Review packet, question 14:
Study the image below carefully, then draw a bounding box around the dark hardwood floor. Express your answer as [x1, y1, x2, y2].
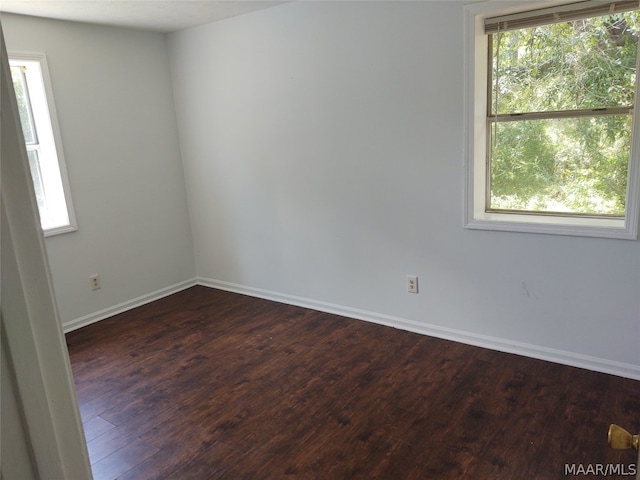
[65, 286, 640, 479]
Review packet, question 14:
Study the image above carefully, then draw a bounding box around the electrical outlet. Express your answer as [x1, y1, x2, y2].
[407, 275, 418, 294]
[89, 274, 101, 291]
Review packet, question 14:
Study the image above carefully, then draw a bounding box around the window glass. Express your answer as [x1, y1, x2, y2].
[488, 10, 639, 217]
[491, 13, 639, 114]
[490, 115, 631, 215]
[10, 65, 37, 144]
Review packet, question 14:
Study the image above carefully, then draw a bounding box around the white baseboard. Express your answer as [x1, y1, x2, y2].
[197, 277, 640, 381]
[63, 276, 639, 380]
[62, 278, 198, 333]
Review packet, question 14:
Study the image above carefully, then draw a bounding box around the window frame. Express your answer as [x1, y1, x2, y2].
[464, 0, 640, 240]
[9, 52, 77, 237]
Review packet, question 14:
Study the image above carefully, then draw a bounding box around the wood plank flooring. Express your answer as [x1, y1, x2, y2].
[65, 286, 640, 479]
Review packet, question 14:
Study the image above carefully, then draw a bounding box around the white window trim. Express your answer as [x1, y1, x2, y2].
[463, 1, 640, 240]
[9, 51, 77, 237]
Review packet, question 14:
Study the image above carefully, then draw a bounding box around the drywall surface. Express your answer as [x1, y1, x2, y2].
[2, 13, 196, 325]
[168, 1, 640, 373]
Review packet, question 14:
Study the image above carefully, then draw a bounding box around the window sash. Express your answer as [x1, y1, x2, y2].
[488, 106, 633, 122]
[486, 26, 637, 117]
[11, 65, 39, 145]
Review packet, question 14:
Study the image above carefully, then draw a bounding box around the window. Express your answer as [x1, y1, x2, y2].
[9, 53, 77, 236]
[465, 1, 640, 239]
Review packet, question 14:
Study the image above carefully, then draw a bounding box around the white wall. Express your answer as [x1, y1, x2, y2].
[2, 14, 196, 327]
[168, 1, 640, 377]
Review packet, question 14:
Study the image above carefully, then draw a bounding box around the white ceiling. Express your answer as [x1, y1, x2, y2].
[0, 1, 290, 33]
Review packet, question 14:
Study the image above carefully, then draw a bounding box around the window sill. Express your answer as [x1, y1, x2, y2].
[465, 211, 636, 240]
[43, 224, 78, 237]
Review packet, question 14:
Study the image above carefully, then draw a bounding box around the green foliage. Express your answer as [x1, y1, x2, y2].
[489, 11, 639, 216]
